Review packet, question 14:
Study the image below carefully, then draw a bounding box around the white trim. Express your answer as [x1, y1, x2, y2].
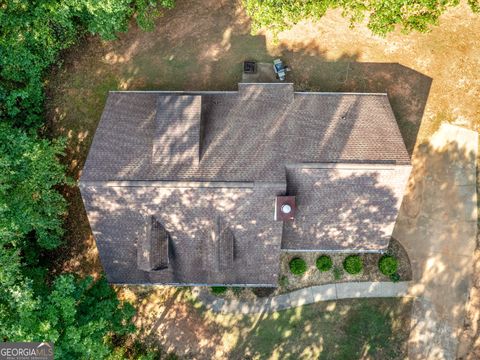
[280, 248, 386, 254]
[285, 162, 412, 170]
[108, 89, 388, 97]
[109, 88, 388, 97]
[295, 91, 388, 96]
[240, 82, 294, 85]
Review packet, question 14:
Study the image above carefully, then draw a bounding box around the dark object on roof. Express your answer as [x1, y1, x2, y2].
[137, 216, 169, 271]
[243, 61, 256, 74]
[275, 196, 296, 221]
[80, 83, 411, 287]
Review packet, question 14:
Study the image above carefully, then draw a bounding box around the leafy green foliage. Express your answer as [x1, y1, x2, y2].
[0, 0, 174, 127]
[390, 273, 401, 282]
[243, 0, 478, 37]
[134, 0, 175, 31]
[316, 255, 333, 272]
[0, 123, 68, 249]
[469, 0, 480, 12]
[379, 255, 398, 276]
[108, 340, 178, 360]
[333, 266, 343, 280]
[1, 273, 136, 359]
[0, 125, 136, 358]
[289, 257, 307, 276]
[343, 255, 363, 275]
[211, 286, 227, 295]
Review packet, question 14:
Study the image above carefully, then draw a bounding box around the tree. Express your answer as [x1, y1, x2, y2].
[243, 0, 480, 37]
[0, 122, 68, 249]
[0, 271, 136, 358]
[0, 0, 174, 127]
[0, 123, 137, 359]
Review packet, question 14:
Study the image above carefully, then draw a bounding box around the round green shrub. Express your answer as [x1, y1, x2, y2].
[211, 286, 227, 295]
[390, 273, 401, 282]
[379, 255, 398, 276]
[289, 257, 307, 276]
[316, 255, 333, 272]
[343, 255, 363, 275]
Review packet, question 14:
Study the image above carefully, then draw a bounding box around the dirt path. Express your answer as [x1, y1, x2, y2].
[393, 124, 478, 359]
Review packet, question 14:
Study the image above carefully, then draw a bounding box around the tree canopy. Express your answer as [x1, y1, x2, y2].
[0, 124, 137, 358]
[243, 0, 480, 36]
[0, 0, 174, 127]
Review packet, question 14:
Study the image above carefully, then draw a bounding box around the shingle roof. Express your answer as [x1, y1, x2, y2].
[153, 95, 201, 167]
[82, 84, 410, 182]
[282, 164, 412, 251]
[80, 181, 285, 285]
[80, 83, 411, 286]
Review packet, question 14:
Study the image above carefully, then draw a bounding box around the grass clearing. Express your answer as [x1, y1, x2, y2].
[133, 289, 412, 359]
[229, 298, 411, 360]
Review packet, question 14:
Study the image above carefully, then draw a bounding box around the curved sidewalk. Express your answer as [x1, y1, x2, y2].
[192, 281, 411, 315]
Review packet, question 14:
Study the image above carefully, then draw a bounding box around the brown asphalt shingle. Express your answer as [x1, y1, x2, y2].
[82, 85, 410, 182]
[80, 181, 285, 285]
[282, 164, 412, 251]
[80, 83, 411, 286]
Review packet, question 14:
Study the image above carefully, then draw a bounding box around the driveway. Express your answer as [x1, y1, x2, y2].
[393, 123, 478, 359]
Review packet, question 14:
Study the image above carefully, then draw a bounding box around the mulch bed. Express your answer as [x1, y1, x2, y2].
[212, 238, 412, 300]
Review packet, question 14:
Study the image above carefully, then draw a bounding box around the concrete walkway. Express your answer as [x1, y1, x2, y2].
[393, 123, 478, 360]
[192, 281, 411, 314]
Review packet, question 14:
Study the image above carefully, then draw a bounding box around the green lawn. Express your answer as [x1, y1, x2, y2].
[227, 298, 412, 360]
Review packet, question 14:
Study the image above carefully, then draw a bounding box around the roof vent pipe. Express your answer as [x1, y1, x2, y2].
[275, 196, 296, 221]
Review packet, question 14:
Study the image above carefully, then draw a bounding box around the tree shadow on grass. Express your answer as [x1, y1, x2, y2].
[229, 298, 412, 360]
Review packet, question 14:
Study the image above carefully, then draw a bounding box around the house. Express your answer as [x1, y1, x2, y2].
[80, 83, 411, 286]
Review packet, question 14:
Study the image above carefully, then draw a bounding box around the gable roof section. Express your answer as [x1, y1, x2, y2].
[82, 92, 157, 181]
[81, 85, 410, 183]
[153, 95, 201, 167]
[80, 181, 285, 285]
[282, 163, 411, 251]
